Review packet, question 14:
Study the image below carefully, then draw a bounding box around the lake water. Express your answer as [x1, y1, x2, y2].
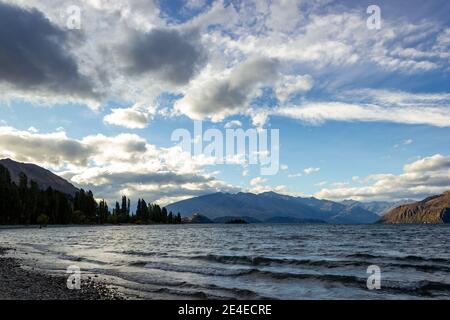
[1, 224, 449, 299]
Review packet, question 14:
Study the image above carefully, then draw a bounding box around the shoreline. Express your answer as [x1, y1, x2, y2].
[0, 247, 122, 300]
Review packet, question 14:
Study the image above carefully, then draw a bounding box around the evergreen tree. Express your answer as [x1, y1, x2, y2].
[161, 207, 168, 223]
[0, 164, 187, 227]
[120, 195, 128, 223]
[141, 199, 149, 224]
[136, 199, 142, 222]
[98, 199, 109, 224]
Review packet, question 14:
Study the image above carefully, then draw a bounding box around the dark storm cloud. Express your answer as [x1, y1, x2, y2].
[126, 28, 206, 85]
[0, 2, 97, 98]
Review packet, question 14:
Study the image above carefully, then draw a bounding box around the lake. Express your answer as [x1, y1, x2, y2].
[0, 224, 449, 299]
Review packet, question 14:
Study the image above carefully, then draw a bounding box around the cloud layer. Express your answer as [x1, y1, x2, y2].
[1, 1, 448, 128]
[0, 0, 449, 204]
[315, 154, 450, 201]
[0, 125, 237, 205]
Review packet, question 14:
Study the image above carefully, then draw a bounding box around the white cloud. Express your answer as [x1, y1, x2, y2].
[185, 0, 208, 10]
[275, 102, 450, 127]
[332, 182, 349, 188]
[275, 74, 314, 102]
[265, 0, 302, 33]
[104, 103, 156, 129]
[250, 176, 267, 186]
[342, 89, 450, 107]
[403, 154, 450, 173]
[315, 180, 327, 187]
[315, 154, 450, 201]
[303, 167, 320, 175]
[288, 173, 302, 178]
[224, 120, 242, 128]
[0, 126, 92, 168]
[404, 139, 413, 145]
[248, 184, 289, 194]
[174, 56, 280, 121]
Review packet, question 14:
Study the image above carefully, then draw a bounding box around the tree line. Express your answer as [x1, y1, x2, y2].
[0, 164, 182, 225]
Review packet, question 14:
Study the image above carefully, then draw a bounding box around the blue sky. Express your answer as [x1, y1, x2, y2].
[0, 0, 449, 205]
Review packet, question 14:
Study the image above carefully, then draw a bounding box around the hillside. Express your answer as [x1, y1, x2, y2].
[381, 191, 450, 224]
[0, 158, 78, 195]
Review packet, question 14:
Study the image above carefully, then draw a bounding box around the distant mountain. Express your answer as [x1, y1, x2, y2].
[341, 199, 415, 215]
[293, 196, 379, 224]
[381, 191, 450, 224]
[166, 192, 380, 224]
[0, 158, 78, 195]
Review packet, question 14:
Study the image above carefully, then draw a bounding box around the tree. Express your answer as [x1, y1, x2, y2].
[136, 199, 141, 220]
[73, 189, 98, 224]
[161, 207, 168, 223]
[141, 199, 149, 224]
[151, 204, 162, 223]
[0, 164, 186, 227]
[98, 200, 109, 224]
[37, 214, 49, 227]
[120, 195, 129, 223]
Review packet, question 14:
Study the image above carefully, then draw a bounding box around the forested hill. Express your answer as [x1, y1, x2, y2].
[0, 158, 78, 195]
[0, 163, 180, 225]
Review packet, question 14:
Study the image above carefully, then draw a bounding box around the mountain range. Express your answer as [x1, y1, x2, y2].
[166, 191, 381, 224]
[340, 199, 415, 215]
[3, 158, 448, 225]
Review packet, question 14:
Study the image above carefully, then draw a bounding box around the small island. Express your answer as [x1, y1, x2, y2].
[225, 218, 248, 224]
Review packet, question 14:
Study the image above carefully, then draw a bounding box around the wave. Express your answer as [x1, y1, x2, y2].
[142, 262, 255, 276]
[246, 269, 365, 284]
[112, 250, 164, 257]
[401, 255, 449, 264]
[137, 259, 449, 296]
[345, 253, 378, 259]
[60, 254, 108, 265]
[87, 267, 269, 299]
[189, 254, 450, 274]
[245, 270, 450, 297]
[192, 254, 373, 268]
[346, 253, 450, 264]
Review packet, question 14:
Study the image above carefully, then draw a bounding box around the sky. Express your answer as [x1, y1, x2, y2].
[0, 0, 449, 205]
